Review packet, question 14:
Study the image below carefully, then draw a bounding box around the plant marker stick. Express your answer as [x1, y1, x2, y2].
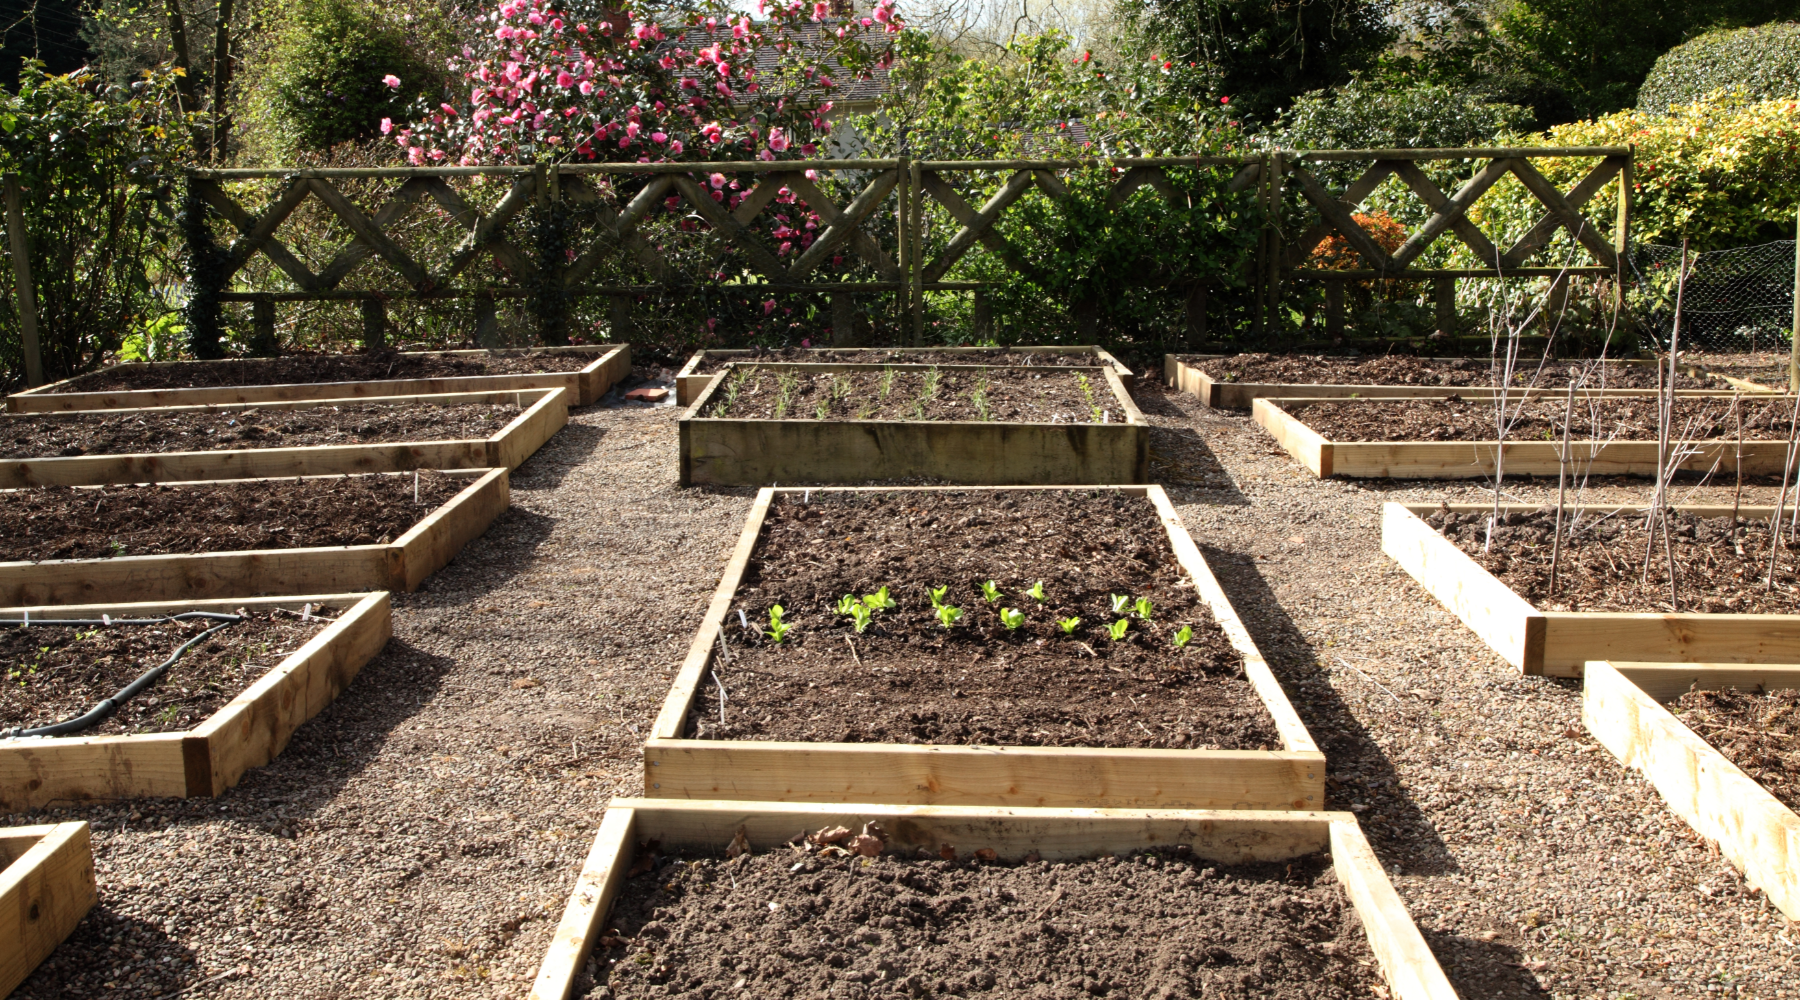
[414, 470, 420, 504]
[1769, 392, 1800, 590]
[1733, 393, 1744, 525]
[710, 670, 727, 724]
[1550, 380, 1575, 596]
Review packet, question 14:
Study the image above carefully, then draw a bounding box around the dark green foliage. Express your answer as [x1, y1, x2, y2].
[1639, 22, 1800, 111]
[262, 0, 442, 153]
[1269, 80, 1532, 151]
[180, 180, 225, 360]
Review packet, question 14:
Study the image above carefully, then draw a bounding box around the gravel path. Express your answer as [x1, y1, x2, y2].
[11, 368, 1798, 999]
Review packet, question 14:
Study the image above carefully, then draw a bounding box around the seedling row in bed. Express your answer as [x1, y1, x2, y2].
[676, 345, 1133, 404]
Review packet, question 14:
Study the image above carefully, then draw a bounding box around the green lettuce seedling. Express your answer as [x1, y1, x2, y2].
[835, 594, 860, 616]
[1134, 597, 1153, 620]
[863, 586, 896, 611]
[999, 608, 1025, 630]
[1057, 617, 1081, 634]
[1026, 581, 1046, 601]
[1173, 625, 1193, 648]
[980, 580, 1003, 603]
[936, 605, 963, 628]
[850, 604, 873, 633]
[1109, 594, 1130, 615]
[1107, 619, 1129, 640]
[766, 606, 791, 643]
[929, 585, 950, 608]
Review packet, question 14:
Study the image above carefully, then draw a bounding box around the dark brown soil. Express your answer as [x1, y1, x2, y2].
[583, 845, 1379, 1000]
[1429, 507, 1800, 613]
[701, 491, 1280, 750]
[0, 472, 464, 562]
[0, 402, 520, 458]
[703, 368, 1116, 423]
[691, 347, 1111, 374]
[1672, 687, 1800, 812]
[52, 350, 595, 393]
[1283, 395, 1799, 442]
[0, 611, 328, 735]
[1188, 353, 1713, 390]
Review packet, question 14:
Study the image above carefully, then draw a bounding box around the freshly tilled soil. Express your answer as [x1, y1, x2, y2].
[1673, 687, 1800, 812]
[1284, 395, 1799, 442]
[689, 347, 1112, 374]
[1187, 353, 1714, 390]
[0, 403, 521, 458]
[53, 351, 596, 393]
[703, 367, 1114, 422]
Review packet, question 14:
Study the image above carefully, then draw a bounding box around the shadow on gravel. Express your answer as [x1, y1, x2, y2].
[1131, 382, 1251, 505]
[1199, 544, 1456, 878]
[420, 506, 557, 598]
[1423, 930, 1554, 999]
[513, 422, 609, 492]
[12, 905, 204, 999]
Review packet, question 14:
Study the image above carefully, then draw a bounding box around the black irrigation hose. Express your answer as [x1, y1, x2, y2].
[0, 612, 245, 740]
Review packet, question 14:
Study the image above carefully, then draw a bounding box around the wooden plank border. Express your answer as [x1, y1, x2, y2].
[0, 388, 567, 488]
[1383, 501, 1800, 676]
[1168, 354, 1749, 409]
[8, 344, 628, 412]
[644, 485, 1323, 809]
[0, 594, 390, 812]
[0, 468, 507, 606]
[1584, 660, 1800, 920]
[679, 366, 1148, 486]
[679, 346, 1134, 406]
[528, 801, 1456, 1000]
[1257, 397, 1786, 480]
[0, 821, 95, 996]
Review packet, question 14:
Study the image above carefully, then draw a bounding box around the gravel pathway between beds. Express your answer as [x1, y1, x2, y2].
[11, 368, 1799, 999]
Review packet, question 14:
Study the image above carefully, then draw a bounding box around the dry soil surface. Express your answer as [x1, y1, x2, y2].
[12, 366, 1799, 999]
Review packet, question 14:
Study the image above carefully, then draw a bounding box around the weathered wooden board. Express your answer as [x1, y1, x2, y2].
[0, 594, 390, 813]
[8, 344, 628, 412]
[680, 367, 1148, 486]
[645, 485, 1323, 809]
[0, 388, 567, 488]
[1168, 354, 1744, 409]
[0, 467, 507, 606]
[679, 345, 1134, 405]
[1585, 661, 1800, 920]
[1384, 501, 1800, 675]
[1258, 397, 1785, 479]
[527, 801, 1456, 1000]
[0, 821, 95, 997]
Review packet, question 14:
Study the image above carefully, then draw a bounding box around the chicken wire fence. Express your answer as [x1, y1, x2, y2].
[1629, 240, 1796, 353]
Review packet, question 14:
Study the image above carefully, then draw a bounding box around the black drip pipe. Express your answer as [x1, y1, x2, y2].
[0, 612, 244, 739]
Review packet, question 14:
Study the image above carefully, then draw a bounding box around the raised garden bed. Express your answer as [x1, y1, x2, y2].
[0, 387, 565, 488]
[8, 344, 628, 412]
[1584, 660, 1800, 920]
[1169, 353, 1731, 409]
[0, 468, 506, 606]
[1384, 501, 1800, 675]
[676, 345, 1133, 405]
[1257, 395, 1783, 479]
[681, 366, 1148, 486]
[0, 593, 389, 813]
[0, 821, 94, 997]
[644, 486, 1322, 809]
[527, 800, 1456, 1000]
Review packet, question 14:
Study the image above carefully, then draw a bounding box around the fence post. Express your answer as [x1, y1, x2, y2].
[909, 158, 924, 345]
[1434, 277, 1456, 338]
[1186, 283, 1207, 349]
[894, 153, 909, 345]
[1324, 279, 1344, 340]
[250, 297, 276, 356]
[831, 292, 857, 346]
[475, 296, 499, 347]
[972, 288, 991, 341]
[2, 173, 43, 387]
[361, 297, 388, 350]
[1266, 152, 1285, 335]
[1617, 146, 1635, 353]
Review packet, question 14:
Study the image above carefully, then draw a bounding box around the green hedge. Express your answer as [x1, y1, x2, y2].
[1639, 22, 1800, 113]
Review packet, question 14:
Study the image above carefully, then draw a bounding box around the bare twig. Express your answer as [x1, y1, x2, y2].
[1550, 380, 1576, 596]
[1733, 392, 1745, 525]
[844, 635, 861, 667]
[1769, 393, 1800, 590]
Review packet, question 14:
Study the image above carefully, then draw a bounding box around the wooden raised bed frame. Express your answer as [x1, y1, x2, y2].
[1384, 501, 1800, 676]
[8, 344, 629, 413]
[677, 345, 1134, 406]
[680, 366, 1149, 486]
[1, 821, 95, 997]
[645, 485, 1323, 810]
[0, 467, 507, 606]
[1167, 353, 1742, 409]
[1584, 660, 1800, 921]
[0, 387, 566, 488]
[1257, 396, 1780, 479]
[0, 593, 390, 813]
[528, 800, 1457, 1000]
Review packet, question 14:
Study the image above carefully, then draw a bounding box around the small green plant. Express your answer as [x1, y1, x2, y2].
[815, 399, 830, 420]
[765, 605, 791, 643]
[929, 585, 950, 608]
[1107, 619, 1129, 640]
[773, 369, 799, 420]
[970, 375, 991, 421]
[1076, 373, 1104, 422]
[849, 603, 873, 633]
[835, 594, 860, 616]
[1173, 625, 1193, 648]
[1026, 581, 1046, 601]
[980, 580, 1003, 603]
[856, 404, 873, 419]
[716, 365, 754, 416]
[831, 374, 853, 403]
[999, 607, 1025, 630]
[157, 704, 182, 725]
[863, 586, 896, 610]
[1109, 594, 1130, 614]
[109, 539, 127, 557]
[1057, 616, 1082, 634]
[1133, 598, 1153, 620]
[879, 368, 897, 398]
[936, 605, 963, 628]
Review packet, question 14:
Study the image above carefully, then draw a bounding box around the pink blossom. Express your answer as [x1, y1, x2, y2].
[805, 168, 819, 180]
[733, 18, 749, 38]
[801, 338, 812, 347]
[779, 241, 793, 255]
[549, 17, 563, 31]
[428, 148, 447, 160]
[383, 74, 402, 89]
[812, 1, 827, 19]
[579, 80, 595, 95]
[669, 139, 684, 154]
[767, 127, 790, 152]
[576, 22, 588, 33]
[527, 10, 544, 23]
[873, 3, 892, 22]
[495, 25, 513, 39]
[714, 82, 733, 97]
[651, 131, 668, 143]
[710, 172, 727, 189]
[599, 21, 612, 34]
[440, 103, 459, 116]
[380, 118, 394, 134]
[407, 146, 426, 165]
[556, 70, 575, 88]
[763, 299, 777, 315]
[758, 148, 774, 160]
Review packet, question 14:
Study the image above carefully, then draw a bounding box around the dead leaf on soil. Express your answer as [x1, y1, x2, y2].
[627, 841, 661, 877]
[852, 821, 887, 857]
[939, 842, 957, 861]
[811, 825, 852, 846]
[974, 848, 997, 862]
[726, 825, 751, 859]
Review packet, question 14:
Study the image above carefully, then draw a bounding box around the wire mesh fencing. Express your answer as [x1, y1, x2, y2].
[1629, 240, 1796, 353]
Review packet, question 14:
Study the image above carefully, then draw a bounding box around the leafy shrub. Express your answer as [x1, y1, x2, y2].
[1638, 22, 1800, 113]
[1268, 80, 1532, 151]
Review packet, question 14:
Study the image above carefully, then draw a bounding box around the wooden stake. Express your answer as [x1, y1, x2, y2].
[1733, 393, 1744, 525]
[1550, 380, 1575, 596]
[1791, 203, 1799, 392]
[3, 174, 43, 388]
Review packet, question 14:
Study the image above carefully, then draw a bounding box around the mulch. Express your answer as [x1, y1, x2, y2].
[1283, 395, 1799, 442]
[1673, 687, 1800, 813]
[52, 351, 596, 393]
[1187, 353, 1716, 390]
[689, 347, 1110, 374]
[0, 403, 520, 458]
[703, 368, 1115, 423]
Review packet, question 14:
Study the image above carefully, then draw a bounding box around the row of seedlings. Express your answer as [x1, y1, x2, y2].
[531, 485, 1460, 1000]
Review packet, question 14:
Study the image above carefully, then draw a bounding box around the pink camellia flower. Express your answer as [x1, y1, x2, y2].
[579, 80, 595, 95]
[763, 299, 777, 315]
[550, 17, 563, 31]
[714, 82, 733, 97]
[380, 117, 394, 134]
[767, 127, 789, 152]
[757, 148, 775, 161]
[1220, 95, 1230, 104]
[557, 70, 575, 87]
[383, 74, 402, 89]
[495, 24, 513, 39]
[527, 10, 544, 23]
[651, 131, 668, 143]
[598, 20, 612, 34]
[873, 2, 892, 22]
[428, 148, 447, 159]
[778, 241, 793, 255]
[625, 120, 641, 137]
[861, 16, 871, 25]
[669, 139, 684, 154]
[812, 1, 827, 19]
[619, 136, 633, 148]
[407, 146, 426, 165]
[710, 172, 727, 189]
[805, 168, 819, 180]
[576, 22, 588, 33]
[679, 77, 697, 89]
[440, 103, 458, 116]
